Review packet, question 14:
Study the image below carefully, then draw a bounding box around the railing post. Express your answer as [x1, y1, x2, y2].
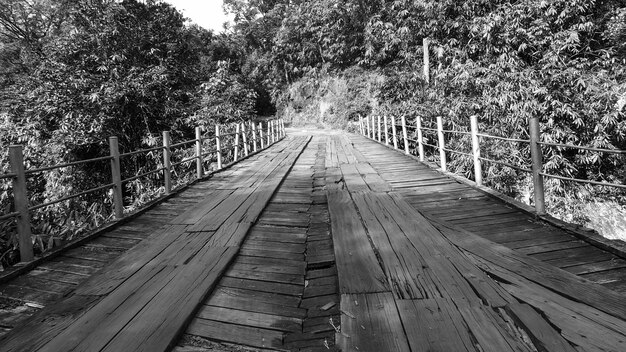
[377, 115, 382, 142]
[470, 116, 483, 186]
[162, 131, 172, 194]
[366, 115, 371, 138]
[529, 116, 546, 215]
[109, 137, 124, 219]
[215, 125, 222, 170]
[9, 146, 34, 262]
[359, 116, 364, 135]
[195, 126, 203, 179]
[416, 116, 425, 162]
[267, 121, 271, 146]
[281, 118, 286, 137]
[234, 123, 240, 161]
[252, 121, 258, 152]
[242, 122, 249, 156]
[358, 116, 363, 135]
[401, 115, 409, 154]
[423, 38, 430, 85]
[372, 116, 376, 139]
[391, 115, 398, 149]
[259, 122, 265, 149]
[383, 115, 390, 145]
[436, 116, 447, 171]
[271, 120, 276, 143]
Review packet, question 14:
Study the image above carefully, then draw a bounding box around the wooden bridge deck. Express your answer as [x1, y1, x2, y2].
[0, 130, 625, 352]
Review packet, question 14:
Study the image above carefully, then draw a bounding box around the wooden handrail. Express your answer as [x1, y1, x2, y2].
[360, 113, 624, 216]
[0, 118, 284, 264]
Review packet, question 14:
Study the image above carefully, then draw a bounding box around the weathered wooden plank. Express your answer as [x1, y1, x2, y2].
[206, 287, 306, 317]
[397, 298, 475, 352]
[326, 190, 388, 294]
[219, 277, 303, 296]
[427, 216, 626, 321]
[186, 318, 284, 350]
[225, 268, 304, 285]
[500, 281, 626, 352]
[234, 256, 306, 275]
[505, 302, 578, 352]
[337, 293, 410, 352]
[350, 193, 438, 299]
[169, 189, 234, 225]
[242, 240, 305, 254]
[197, 305, 301, 333]
[238, 247, 304, 261]
[0, 294, 101, 352]
[563, 259, 626, 276]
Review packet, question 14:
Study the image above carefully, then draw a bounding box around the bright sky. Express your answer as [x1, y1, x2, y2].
[165, 0, 233, 33]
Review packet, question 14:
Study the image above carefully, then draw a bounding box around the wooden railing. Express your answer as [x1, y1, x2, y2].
[359, 115, 625, 215]
[0, 118, 285, 263]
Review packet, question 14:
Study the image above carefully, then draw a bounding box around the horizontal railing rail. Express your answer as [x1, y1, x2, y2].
[359, 114, 625, 216]
[1, 118, 285, 264]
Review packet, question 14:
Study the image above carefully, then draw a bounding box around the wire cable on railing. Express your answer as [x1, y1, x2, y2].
[170, 139, 198, 149]
[421, 142, 439, 149]
[477, 133, 529, 144]
[539, 173, 626, 190]
[170, 156, 199, 168]
[25, 156, 113, 175]
[122, 167, 166, 184]
[478, 156, 532, 173]
[443, 130, 472, 136]
[0, 211, 19, 221]
[120, 145, 165, 158]
[442, 148, 473, 158]
[28, 182, 115, 211]
[538, 142, 626, 154]
[0, 172, 17, 180]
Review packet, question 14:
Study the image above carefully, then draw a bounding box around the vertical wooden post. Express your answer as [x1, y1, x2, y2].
[371, 116, 376, 139]
[391, 115, 398, 149]
[383, 115, 390, 145]
[377, 115, 382, 142]
[259, 122, 265, 149]
[529, 116, 546, 215]
[195, 126, 203, 179]
[215, 125, 222, 170]
[423, 38, 430, 84]
[366, 115, 371, 138]
[162, 132, 172, 193]
[242, 122, 249, 156]
[470, 116, 482, 186]
[359, 116, 363, 135]
[266, 121, 271, 146]
[401, 115, 409, 155]
[9, 146, 34, 262]
[416, 116, 425, 162]
[234, 123, 240, 161]
[252, 121, 258, 152]
[281, 118, 286, 137]
[271, 120, 276, 143]
[109, 137, 124, 219]
[436, 116, 447, 171]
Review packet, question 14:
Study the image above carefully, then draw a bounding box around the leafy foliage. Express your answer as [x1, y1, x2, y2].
[0, 0, 265, 267]
[225, 0, 625, 235]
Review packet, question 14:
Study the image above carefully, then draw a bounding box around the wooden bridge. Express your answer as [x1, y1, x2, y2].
[1, 129, 625, 351]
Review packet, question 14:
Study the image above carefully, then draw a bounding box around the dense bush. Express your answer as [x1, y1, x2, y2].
[229, 0, 625, 238]
[0, 0, 266, 267]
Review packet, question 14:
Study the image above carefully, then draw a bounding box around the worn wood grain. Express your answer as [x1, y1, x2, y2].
[327, 190, 388, 294]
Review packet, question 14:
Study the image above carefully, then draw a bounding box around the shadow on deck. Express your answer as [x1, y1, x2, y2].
[0, 130, 624, 352]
